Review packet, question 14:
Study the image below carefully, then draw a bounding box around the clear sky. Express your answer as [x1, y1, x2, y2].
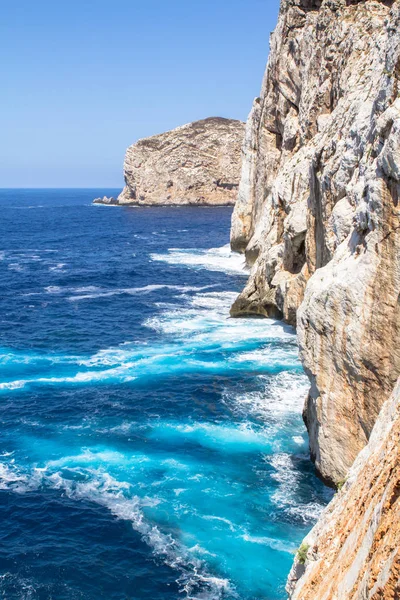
[1, 0, 280, 188]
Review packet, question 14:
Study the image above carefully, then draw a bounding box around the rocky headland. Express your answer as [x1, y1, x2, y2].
[95, 117, 245, 207]
[230, 0, 400, 596]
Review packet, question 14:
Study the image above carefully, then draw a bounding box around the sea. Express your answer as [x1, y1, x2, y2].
[0, 189, 332, 600]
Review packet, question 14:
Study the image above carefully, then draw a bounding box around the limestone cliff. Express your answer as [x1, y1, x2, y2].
[111, 117, 244, 206]
[287, 378, 400, 600]
[231, 0, 400, 488]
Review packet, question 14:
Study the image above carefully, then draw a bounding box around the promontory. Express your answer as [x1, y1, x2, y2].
[94, 117, 245, 206]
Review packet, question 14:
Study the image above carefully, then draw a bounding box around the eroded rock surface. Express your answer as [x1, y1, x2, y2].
[287, 378, 400, 600]
[231, 0, 400, 487]
[116, 117, 245, 206]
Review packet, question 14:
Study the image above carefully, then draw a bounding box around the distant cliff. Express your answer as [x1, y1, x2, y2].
[95, 118, 244, 207]
[230, 0, 400, 596]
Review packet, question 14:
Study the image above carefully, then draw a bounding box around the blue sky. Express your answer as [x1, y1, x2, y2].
[1, 0, 280, 188]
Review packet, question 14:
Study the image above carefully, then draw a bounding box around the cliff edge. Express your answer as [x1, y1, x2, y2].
[231, 0, 400, 488]
[99, 117, 245, 207]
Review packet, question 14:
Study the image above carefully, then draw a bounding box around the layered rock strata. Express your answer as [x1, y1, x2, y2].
[231, 0, 400, 488]
[287, 378, 400, 600]
[110, 117, 244, 206]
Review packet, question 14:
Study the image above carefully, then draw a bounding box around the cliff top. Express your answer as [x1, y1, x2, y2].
[135, 117, 244, 148]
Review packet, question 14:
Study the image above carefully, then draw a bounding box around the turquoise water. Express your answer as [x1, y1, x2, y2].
[0, 190, 331, 599]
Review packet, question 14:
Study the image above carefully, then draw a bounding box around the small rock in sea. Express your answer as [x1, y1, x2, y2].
[93, 196, 119, 205]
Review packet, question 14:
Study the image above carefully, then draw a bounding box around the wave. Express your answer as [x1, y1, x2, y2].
[202, 515, 236, 531]
[0, 351, 296, 393]
[267, 453, 327, 524]
[0, 380, 27, 391]
[0, 416, 321, 595]
[0, 463, 28, 491]
[0, 365, 137, 392]
[8, 263, 25, 272]
[2, 205, 46, 209]
[40, 284, 214, 302]
[68, 284, 214, 302]
[145, 291, 294, 345]
[0, 456, 236, 599]
[48, 263, 67, 272]
[149, 421, 275, 454]
[241, 533, 297, 554]
[0, 291, 300, 392]
[45, 285, 99, 295]
[150, 244, 248, 275]
[225, 371, 310, 421]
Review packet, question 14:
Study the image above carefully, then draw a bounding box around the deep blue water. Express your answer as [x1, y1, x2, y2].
[0, 189, 331, 600]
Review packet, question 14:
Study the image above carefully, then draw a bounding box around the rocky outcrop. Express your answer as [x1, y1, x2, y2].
[93, 196, 118, 205]
[230, 0, 400, 487]
[115, 117, 244, 206]
[287, 378, 400, 600]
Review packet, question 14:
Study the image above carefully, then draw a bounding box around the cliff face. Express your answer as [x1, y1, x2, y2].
[287, 378, 400, 600]
[116, 117, 245, 206]
[231, 0, 400, 486]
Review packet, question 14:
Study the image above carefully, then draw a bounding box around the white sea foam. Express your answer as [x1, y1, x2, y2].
[292, 436, 304, 445]
[40, 366, 137, 386]
[44, 285, 64, 294]
[202, 515, 236, 531]
[230, 347, 299, 368]
[145, 291, 293, 351]
[45, 285, 99, 295]
[68, 284, 212, 302]
[225, 371, 309, 420]
[241, 533, 296, 554]
[150, 421, 274, 455]
[0, 365, 137, 392]
[41, 283, 211, 301]
[188, 544, 217, 558]
[151, 244, 247, 275]
[0, 380, 26, 390]
[1, 287, 300, 391]
[189, 291, 238, 310]
[23, 462, 236, 599]
[9, 205, 45, 209]
[8, 263, 24, 272]
[268, 453, 326, 524]
[0, 463, 28, 491]
[270, 453, 302, 513]
[287, 502, 326, 522]
[49, 263, 67, 272]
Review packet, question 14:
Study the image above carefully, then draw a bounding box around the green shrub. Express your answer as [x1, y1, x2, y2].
[297, 543, 309, 565]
